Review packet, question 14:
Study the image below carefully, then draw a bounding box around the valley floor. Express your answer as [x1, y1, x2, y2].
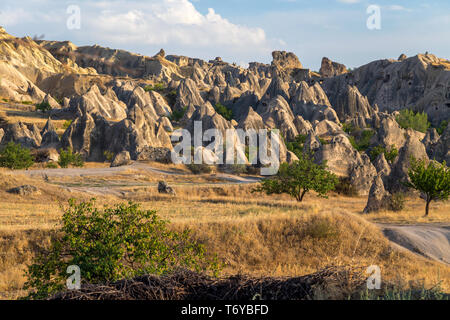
[0, 162, 449, 299]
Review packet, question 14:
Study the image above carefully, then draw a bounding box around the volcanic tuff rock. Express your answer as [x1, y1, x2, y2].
[320, 57, 348, 78]
[363, 174, 390, 213]
[0, 27, 448, 196]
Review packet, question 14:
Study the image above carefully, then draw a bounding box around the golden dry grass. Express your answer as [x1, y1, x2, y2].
[0, 165, 448, 299]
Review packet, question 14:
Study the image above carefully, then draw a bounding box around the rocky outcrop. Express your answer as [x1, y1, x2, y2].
[320, 57, 347, 78]
[158, 181, 176, 195]
[388, 133, 429, 193]
[110, 151, 131, 167]
[314, 134, 376, 195]
[363, 175, 390, 213]
[432, 123, 450, 163]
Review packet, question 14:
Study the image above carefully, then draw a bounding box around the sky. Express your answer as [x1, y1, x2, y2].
[0, 0, 449, 70]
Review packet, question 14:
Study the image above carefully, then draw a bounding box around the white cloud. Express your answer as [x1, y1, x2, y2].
[384, 5, 412, 12]
[86, 0, 268, 49]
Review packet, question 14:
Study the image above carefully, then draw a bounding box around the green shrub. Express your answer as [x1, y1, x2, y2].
[103, 150, 114, 162]
[24, 199, 221, 299]
[395, 109, 430, 133]
[35, 101, 52, 112]
[388, 192, 406, 211]
[370, 145, 398, 164]
[144, 83, 166, 92]
[384, 145, 399, 164]
[286, 134, 307, 158]
[58, 147, 84, 168]
[436, 120, 448, 135]
[349, 130, 374, 152]
[214, 102, 233, 121]
[45, 162, 59, 169]
[342, 122, 356, 134]
[22, 101, 33, 105]
[0, 141, 34, 169]
[169, 107, 187, 122]
[186, 163, 213, 174]
[334, 177, 359, 197]
[62, 120, 72, 130]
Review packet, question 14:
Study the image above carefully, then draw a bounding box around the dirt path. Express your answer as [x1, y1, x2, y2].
[379, 224, 450, 265]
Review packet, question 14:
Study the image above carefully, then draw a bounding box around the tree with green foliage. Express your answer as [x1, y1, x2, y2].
[144, 83, 166, 92]
[405, 158, 450, 216]
[58, 147, 84, 168]
[286, 134, 307, 158]
[169, 107, 187, 122]
[0, 141, 34, 169]
[436, 120, 448, 135]
[253, 154, 338, 202]
[395, 109, 430, 133]
[24, 199, 222, 299]
[35, 101, 52, 112]
[349, 130, 374, 152]
[214, 102, 233, 121]
[370, 145, 399, 164]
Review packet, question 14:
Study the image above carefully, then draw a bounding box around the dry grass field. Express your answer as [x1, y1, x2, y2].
[0, 164, 449, 299]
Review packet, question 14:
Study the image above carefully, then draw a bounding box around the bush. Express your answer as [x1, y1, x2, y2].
[304, 217, 339, 239]
[103, 150, 114, 162]
[370, 145, 398, 164]
[214, 103, 233, 121]
[58, 147, 84, 168]
[253, 153, 339, 202]
[388, 192, 406, 211]
[35, 101, 52, 112]
[334, 177, 359, 197]
[186, 163, 213, 174]
[436, 120, 448, 135]
[144, 83, 166, 92]
[62, 120, 72, 130]
[286, 134, 307, 158]
[0, 141, 34, 169]
[395, 109, 430, 133]
[24, 199, 221, 299]
[169, 107, 187, 122]
[342, 122, 356, 134]
[349, 130, 374, 152]
[45, 162, 59, 169]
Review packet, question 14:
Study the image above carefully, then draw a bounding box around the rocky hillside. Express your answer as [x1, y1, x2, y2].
[0, 27, 449, 205]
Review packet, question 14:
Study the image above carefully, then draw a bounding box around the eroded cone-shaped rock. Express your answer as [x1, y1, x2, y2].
[349, 153, 377, 196]
[375, 116, 406, 150]
[373, 153, 391, 186]
[175, 78, 204, 110]
[422, 128, 440, 157]
[110, 151, 131, 167]
[294, 116, 313, 136]
[314, 120, 344, 137]
[388, 132, 429, 193]
[363, 175, 390, 213]
[258, 95, 298, 141]
[6, 122, 41, 148]
[238, 106, 265, 131]
[0, 128, 4, 144]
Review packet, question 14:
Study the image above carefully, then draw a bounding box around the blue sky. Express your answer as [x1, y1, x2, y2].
[0, 0, 449, 70]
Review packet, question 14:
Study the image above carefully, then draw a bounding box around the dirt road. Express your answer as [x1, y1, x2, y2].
[380, 224, 450, 265]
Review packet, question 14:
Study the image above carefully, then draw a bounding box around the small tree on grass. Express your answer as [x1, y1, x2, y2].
[25, 199, 222, 299]
[405, 158, 450, 216]
[58, 147, 84, 168]
[0, 141, 34, 169]
[253, 154, 338, 202]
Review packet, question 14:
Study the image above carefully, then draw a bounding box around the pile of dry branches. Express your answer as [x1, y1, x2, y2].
[51, 265, 367, 300]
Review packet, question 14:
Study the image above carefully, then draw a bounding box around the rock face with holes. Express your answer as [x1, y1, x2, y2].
[0, 26, 448, 199]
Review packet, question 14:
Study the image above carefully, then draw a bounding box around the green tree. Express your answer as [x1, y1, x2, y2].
[0, 141, 34, 169]
[253, 154, 338, 202]
[58, 147, 84, 168]
[395, 109, 430, 133]
[214, 102, 233, 121]
[405, 158, 450, 216]
[24, 199, 221, 299]
[35, 101, 52, 112]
